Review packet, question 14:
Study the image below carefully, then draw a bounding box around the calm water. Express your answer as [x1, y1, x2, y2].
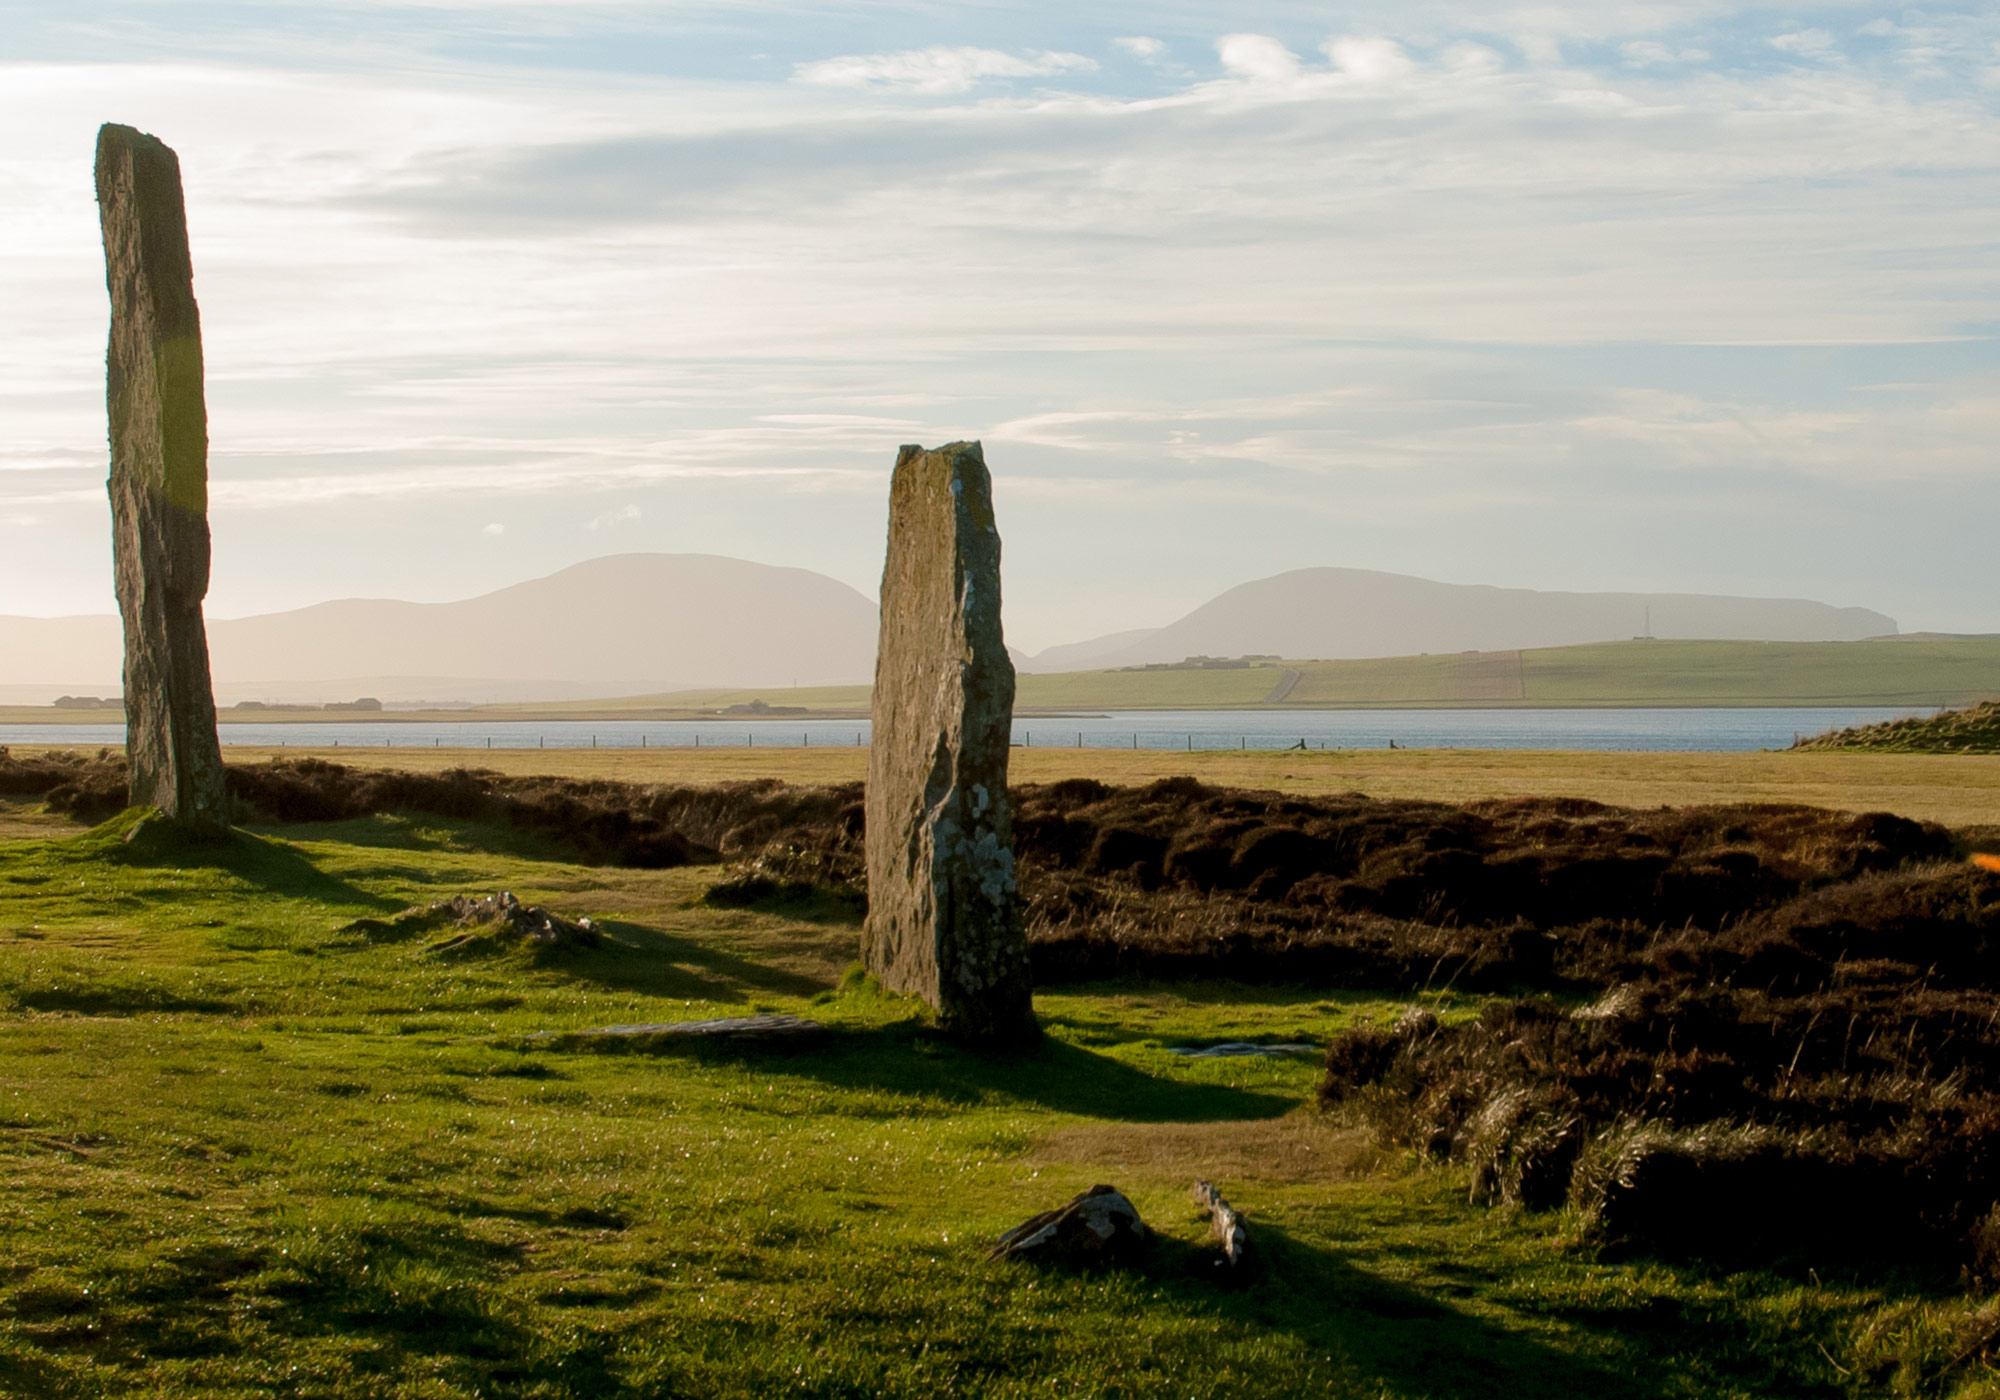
[0, 707, 1933, 753]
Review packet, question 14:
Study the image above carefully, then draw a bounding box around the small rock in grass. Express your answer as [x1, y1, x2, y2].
[573, 1014, 825, 1042]
[1192, 1180, 1250, 1269]
[339, 891, 601, 951]
[991, 1184, 1147, 1264]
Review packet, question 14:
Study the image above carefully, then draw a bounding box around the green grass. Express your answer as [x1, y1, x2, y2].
[1018, 666, 1286, 710]
[1797, 700, 2000, 754]
[1279, 636, 2000, 709]
[590, 636, 2000, 713]
[2, 806, 1995, 1397]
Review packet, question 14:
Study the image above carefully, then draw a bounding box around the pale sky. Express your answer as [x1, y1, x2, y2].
[4, 1, 1998, 653]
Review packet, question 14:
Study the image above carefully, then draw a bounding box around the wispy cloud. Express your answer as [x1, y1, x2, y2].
[583, 502, 641, 530]
[1215, 33, 1301, 83]
[793, 45, 1096, 94]
[1771, 28, 1839, 59]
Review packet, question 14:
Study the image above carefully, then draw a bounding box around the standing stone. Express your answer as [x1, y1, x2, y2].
[864, 441, 1036, 1045]
[95, 124, 228, 835]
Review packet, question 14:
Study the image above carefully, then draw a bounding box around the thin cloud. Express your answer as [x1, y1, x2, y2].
[1771, 28, 1839, 58]
[1323, 36, 1413, 83]
[583, 502, 641, 530]
[793, 45, 1096, 94]
[1215, 33, 1301, 83]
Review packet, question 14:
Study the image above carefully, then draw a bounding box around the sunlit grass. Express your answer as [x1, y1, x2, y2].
[1, 804, 1993, 1397]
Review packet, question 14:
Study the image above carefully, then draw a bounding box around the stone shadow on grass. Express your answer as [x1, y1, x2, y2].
[597, 1023, 1298, 1123]
[249, 1218, 625, 1394]
[1112, 1222, 1674, 1400]
[50, 810, 401, 913]
[538, 917, 828, 1002]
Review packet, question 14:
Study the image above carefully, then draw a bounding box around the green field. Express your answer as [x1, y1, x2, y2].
[457, 637, 2000, 714]
[8, 636, 1996, 728]
[569, 636, 2000, 713]
[4, 771, 2000, 1397]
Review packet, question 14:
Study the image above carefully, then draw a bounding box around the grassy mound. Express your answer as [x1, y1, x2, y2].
[1796, 700, 2000, 753]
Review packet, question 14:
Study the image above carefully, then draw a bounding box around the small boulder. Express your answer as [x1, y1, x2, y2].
[423, 892, 600, 952]
[991, 1184, 1147, 1264]
[340, 891, 601, 952]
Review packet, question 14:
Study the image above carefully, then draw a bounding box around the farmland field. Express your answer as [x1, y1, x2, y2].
[507, 635, 2000, 714]
[9, 636, 1999, 730]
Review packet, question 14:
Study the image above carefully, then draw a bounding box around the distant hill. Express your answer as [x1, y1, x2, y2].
[0, 554, 878, 704]
[1019, 569, 1896, 671]
[0, 557, 1909, 706]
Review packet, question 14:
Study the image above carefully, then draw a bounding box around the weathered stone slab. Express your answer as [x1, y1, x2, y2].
[574, 1014, 825, 1042]
[1192, 1179, 1250, 1269]
[990, 1184, 1148, 1264]
[864, 441, 1035, 1045]
[95, 124, 227, 834]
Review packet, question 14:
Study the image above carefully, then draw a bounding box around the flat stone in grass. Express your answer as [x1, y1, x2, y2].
[96, 124, 227, 835]
[565, 1014, 827, 1045]
[864, 441, 1035, 1047]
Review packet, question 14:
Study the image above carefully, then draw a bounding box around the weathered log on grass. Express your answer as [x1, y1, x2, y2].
[1192, 1180, 1249, 1268]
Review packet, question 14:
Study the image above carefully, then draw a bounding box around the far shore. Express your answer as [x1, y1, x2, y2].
[0, 698, 1969, 726]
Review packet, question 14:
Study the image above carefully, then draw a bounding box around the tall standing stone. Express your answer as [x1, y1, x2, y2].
[95, 124, 228, 835]
[864, 441, 1036, 1045]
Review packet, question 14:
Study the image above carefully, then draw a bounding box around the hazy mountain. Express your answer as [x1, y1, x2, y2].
[1019, 569, 1897, 671]
[0, 558, 1902, 705]
[1024, 627, 1167, 674]
[0, 554, 878, 704]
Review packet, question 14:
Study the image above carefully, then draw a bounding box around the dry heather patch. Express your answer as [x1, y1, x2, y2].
[1315, 868, 2000, 1275]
